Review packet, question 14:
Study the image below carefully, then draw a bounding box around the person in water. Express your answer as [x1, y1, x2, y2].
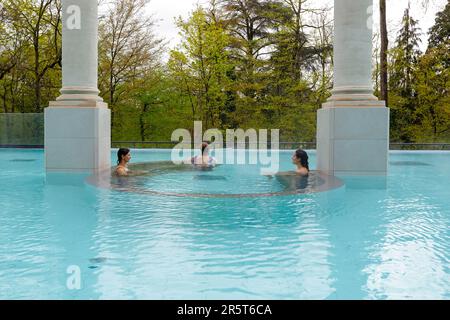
[264, 148, 310, 190]
[292, 148, 309, 176]
[265, 148, 310, 177]
[115, 148, 131, 176]
[190, 142, 217, 167]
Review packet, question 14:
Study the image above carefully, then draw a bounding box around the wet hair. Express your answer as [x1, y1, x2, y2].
[201, 142, 209, 155]
[117, 148, 130, 165]
[295, 149, 309, 170]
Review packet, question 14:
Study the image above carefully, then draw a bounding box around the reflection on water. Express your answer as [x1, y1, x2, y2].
[193, 175, 228, 181]
[88, 192, 337, 299]
[87, 161, 343, 198]
[0, 150, 449, 299]
[275, 172, 315, 191]
[363, 196, 449, 299]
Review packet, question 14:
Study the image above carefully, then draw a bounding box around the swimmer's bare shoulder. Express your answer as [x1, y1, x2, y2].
[115, 166, 128, 176]
[263, 171, 294, 177]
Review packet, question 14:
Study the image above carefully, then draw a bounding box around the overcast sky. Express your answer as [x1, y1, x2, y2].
[146, 0, 447, 54]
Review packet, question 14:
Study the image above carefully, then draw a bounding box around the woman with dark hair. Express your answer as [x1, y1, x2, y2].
[190, 142, 216, 167]
[264, 148, 309, 177]
[292, 149, 309, 176]
[266, 148, 310, 191]
[115, 148, 131, 176]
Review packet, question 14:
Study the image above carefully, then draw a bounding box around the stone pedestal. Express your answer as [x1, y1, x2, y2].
[45, 107, 110, 172]
[317, 0, 389, 175]
[317, 107, 389, 175]
[45, 0, 110, 172]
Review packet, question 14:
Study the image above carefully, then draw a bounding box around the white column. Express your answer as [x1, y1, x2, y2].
[45, 0, 110, 172]
[317, 0, 389, 175]
[330, 0, 376, 102]
[53, 0, 105, 106]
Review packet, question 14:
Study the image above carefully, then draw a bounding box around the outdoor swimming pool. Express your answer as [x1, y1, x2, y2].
[0, 149, 449, 299]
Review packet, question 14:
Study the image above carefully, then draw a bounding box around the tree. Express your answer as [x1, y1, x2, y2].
[379, 0, 388, 105]
[389, 5, 422, 142]
[0, 0, 62, 113]
[280, 0, 331, 82]
[428, 0, 450, 48]
[134, 70, 169, 141]
[379, 0, 437, 107]
[410, 1, 450, 141]
[221, 0, 287, 99]
[390, 5, 422, 97]
[262, 1, 331, 138]
[412, 44, 450, 141]
[303, 7, 333, 106]
[168, 7, 232, 128]
[98, 0, 163, 129]
[0, 14, 18, 82]
[428, 0, 450, 68]
[2, 0, 61, 112]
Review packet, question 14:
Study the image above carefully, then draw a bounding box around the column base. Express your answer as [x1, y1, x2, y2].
[323, 100, 386, 108]
[51, 86, 105, 107]
[49, 100, 107, 108]
[316, 104, 390, 176]
[45, 106, 111, 173]
[329, 86, 379, 102]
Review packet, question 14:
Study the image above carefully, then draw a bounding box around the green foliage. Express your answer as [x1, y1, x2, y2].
[389, 6, 422, 142]
[0, 0, 448, 145]
[428, 0, 450, 49]
[98, 0, 163, 131]
[168, 7, 232, 128]
[389, 3, 450, 143]
[389, 5, 422, 97]
[411, 44, 450, 141]
[0, 0, 61, 112]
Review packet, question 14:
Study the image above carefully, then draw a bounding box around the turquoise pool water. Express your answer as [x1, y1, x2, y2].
[0, 149, 449, 299]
